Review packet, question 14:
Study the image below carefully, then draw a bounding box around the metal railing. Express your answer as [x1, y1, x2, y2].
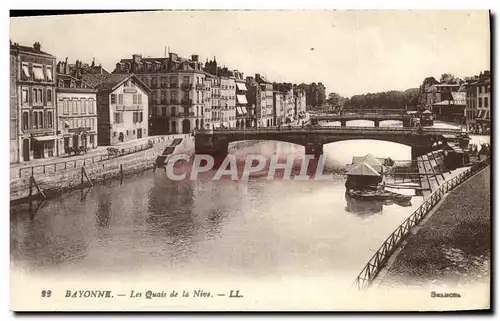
[206, 126, 462, 135]
[352, 158, 490, 290]
[14, 136, 181, 179]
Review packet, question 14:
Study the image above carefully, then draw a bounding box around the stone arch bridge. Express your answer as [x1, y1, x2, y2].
[194, 126, 466, 159]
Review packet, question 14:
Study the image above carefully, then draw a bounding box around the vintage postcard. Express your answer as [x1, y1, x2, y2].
[9, 10, 491, 311]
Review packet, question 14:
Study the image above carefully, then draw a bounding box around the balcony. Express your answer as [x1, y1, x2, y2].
[195, 83, 204, 90]
[171, 112, 200, 119]
[181, 83, 192, 91]
[23, 127, 55, 135]
[181, 99, 193, 106]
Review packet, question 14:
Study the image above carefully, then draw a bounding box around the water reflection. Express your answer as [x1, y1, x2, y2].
[95, 192, 112, 228]
[344, 191, 383, 216]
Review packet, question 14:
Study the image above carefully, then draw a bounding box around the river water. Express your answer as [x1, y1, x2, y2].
[10, 120, 489, 287]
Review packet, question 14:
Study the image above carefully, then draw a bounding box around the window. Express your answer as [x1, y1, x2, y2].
[138, 94, 142, 104]
[183, 76, 189, 84]
[133, 130, 135, 135]
[90, 134, 94, 145]
[113, 131, 117, 137]
[485, 97, 488, 108]
[21, 63, 30, 79]
[133, 94, 138, 104]
[133, 112, 138, 123]
[47, 89, 52, 103]
[33, 65, 44, 81]
[82, 100, 87, 114]
[126, 130, 129, 136]
[47, 111, 53, 128]
[33, 89, 38, 103]
[33, 112, 38, 129]
[22, 112, 29, 130]
[171, 106, 176, 116]
[118, 94, 124, 105]
[22, 89, 28, 104]
[63, 100, 69, 115]
[83, 118, 87, 128]
[152, 78, 157, 87]
[161, 77, 166, 87]
[46, 66, 53, 81]
[111, 94, 116, 104]
[139, 112, 143, 122]
[115, 112, 123, 124]
[478, 97, 483, 108]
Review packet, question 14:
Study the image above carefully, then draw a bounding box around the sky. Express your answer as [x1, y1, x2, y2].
[10, 10, 490, 97]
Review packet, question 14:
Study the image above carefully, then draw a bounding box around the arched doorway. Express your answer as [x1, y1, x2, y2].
[182, 119, 191, 134]
[195, 119, 199, 130]
[118, 132, 124, 143]
[171, 121, 177, 134]
[22, 139, 30, 161]
[267, 119, 270, 127]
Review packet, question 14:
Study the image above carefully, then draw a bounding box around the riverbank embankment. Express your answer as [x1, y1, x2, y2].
[10, 135, 194, 203]
[377, 166, 490, 288]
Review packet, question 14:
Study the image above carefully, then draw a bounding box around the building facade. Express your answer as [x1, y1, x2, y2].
[82, 74, 150, 145]
[294, 88, 307, 122]
[11, 41, 57, 162]
[220, 76, 236, 128]
[56, 72, 98, 154]
[465, 71, 490, 134]
[10, 45, 18, 163]
[114, 53, 208, 135]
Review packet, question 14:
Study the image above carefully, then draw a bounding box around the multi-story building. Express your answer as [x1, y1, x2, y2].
[114, 53, 208, 134]
[431, 91, 466, 124]
[272, 83, 288, 125]
[209, 76, 222, 128]
[246, 74, 274, 127]
[82, 74, 149, 145]
[284, 85, 295, 122]
[11, 41, 57, 162]
[56, 59, 98, 154]
[234, 70, 250, 128]
[294, 87, 307, 122]
[220, 75, 236, 128]
[465, 71, 490, 134]
[202, 76, 212, 130]
[10, 44, 18, 163]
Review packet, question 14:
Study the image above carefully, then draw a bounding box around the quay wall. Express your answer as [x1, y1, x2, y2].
[10, 136, 195, 203]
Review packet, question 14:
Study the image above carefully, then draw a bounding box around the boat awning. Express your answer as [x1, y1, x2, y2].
[33, 135, 57, 141]
[236, 94, 248, 104]
[347, 162, 381, 177]
[236, 82, 248, 91]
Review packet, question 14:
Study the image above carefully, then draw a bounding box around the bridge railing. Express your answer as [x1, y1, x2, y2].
[352, 158, 490, 291]
[209, 126, 462, 135]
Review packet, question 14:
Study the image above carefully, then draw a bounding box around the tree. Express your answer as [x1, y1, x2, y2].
[440, 73, 455, 83]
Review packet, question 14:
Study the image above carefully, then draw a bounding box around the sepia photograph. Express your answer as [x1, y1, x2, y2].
[8, 9, 491, 312]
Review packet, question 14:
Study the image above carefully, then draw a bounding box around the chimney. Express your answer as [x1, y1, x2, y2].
[191, 54, 199, 62]
[65, 57, 69, 74]
[33, 42, 41, 51]
[91, 58, 95, 68]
